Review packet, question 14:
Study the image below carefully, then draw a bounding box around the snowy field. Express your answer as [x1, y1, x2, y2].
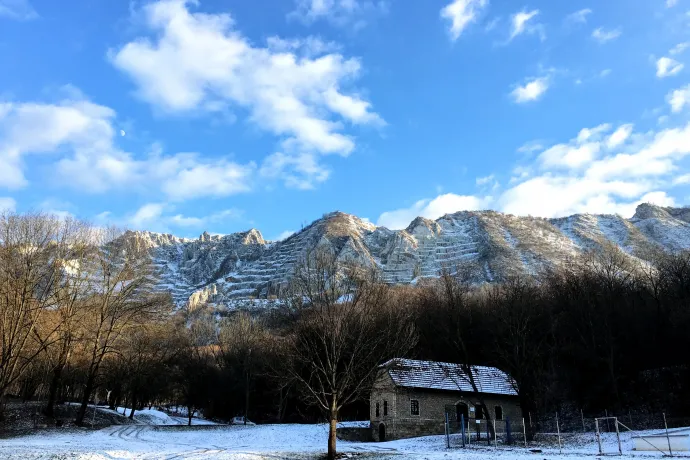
[1, 423, 690, 460]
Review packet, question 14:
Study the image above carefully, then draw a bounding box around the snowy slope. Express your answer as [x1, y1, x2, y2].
[121, 204, 690, 309]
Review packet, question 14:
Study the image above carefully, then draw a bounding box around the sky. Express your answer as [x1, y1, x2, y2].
[1, 0, 690, 240]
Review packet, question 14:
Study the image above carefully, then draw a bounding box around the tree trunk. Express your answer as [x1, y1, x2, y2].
[44, 364, 64, 418]
[129, 392, 136, 420]
[244, 370, 250, 425]
[75, 370, 97, 425]
[328, 407, 338, 460]
[187, 406, 193, 426]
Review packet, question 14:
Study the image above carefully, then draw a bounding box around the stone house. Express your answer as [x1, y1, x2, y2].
[370, 359, 521, 441]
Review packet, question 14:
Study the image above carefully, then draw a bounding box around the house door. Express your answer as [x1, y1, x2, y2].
[456, 403, 469, 423]
[378, 423, 386, 442]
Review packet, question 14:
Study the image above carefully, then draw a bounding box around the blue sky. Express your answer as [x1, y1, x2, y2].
[2, 0, 690, 240]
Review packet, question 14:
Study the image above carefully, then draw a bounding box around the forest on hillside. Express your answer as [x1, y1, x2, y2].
[2, 212, 690, 455]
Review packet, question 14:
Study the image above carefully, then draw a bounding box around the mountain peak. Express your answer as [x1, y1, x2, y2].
[633, 203, 672, 220]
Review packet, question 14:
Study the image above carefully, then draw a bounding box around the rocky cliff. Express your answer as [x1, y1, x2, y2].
[124, 204, 690, 309]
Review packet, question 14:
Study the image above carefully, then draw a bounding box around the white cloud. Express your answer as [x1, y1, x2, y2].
[111, 0, 380, 188]
[289, 0, 387, 28]
[592, 27, 621, 43]
[160, 159, 254, 201]
[127, 204, 243, 230]
[259, 152, 330, 190]
[667, 84, 690, 112]
[377, 193, 491, 230]
[565, 8, 591, 25]
[667, 0, 678, 7]
[0, 96, 119, 189]
[129, 203, 166, 228]
[576, 123, 611, 143]
[509, 9, 543, 41]
[607, 124, 633, 149]
[440, 0, 488, 41]
[656, 57, 684, 78]
[600, 69, 612, 78]
[475, 174, 495, 186]
[540, 142, 602, 169]
[511, 76, 549, 103]
[266, 36, 341, 57]
[170, 209, 242, 227]
[387, 116, 690, 222]
[0, 197, 16, 212]
[0, 0, 37, 20]
[0, 91, 256, 200]
[670, 42, 690, 55]
[517, 140, 544, 155]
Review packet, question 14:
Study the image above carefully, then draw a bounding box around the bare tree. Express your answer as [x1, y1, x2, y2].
[0, 213, 81, 418]
[415, 270, 499, 437]
[42, 219, 95, 417]
[74, 228, 170, 425]
[219, 312, 267, 425]
[280, 248, 416, 460]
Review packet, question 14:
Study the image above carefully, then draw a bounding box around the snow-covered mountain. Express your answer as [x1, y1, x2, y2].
[122, 203, 690, 309]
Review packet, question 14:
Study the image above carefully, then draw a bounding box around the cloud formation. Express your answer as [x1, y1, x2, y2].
[511, 76, 549, 103]
[111, 0, 382, 188]
[440, 0, 488, 41]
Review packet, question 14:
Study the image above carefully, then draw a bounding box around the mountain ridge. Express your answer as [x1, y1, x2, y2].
[125, 203, 690, 308]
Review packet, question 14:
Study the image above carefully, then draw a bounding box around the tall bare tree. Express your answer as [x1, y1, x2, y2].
[74, 228, 169, 425]
[42, 219, 95, 417]
[0, 213, 81, 418]
[280, 248, 416, 460]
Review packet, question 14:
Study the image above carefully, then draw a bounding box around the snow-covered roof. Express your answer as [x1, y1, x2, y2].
[381, 358, 518, 396]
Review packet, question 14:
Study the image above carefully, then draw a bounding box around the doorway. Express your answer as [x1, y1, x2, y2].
[456, 402, 469, 423]
[378, 423, 386, 442]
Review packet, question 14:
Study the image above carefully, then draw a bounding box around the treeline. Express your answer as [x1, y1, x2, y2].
[2, 213, 690, 458]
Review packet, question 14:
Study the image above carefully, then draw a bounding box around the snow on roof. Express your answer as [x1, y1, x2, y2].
[381, 358, 518, 396]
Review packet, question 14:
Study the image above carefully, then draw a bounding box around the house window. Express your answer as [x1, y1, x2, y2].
[475, 404, 485, 420]
[410, 399, 420, 416]
[375, 402, 380, 418]
[383, 400, 388, 416]
[495, 406, 503, 421]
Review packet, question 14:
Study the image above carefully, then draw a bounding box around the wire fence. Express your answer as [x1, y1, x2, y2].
[442, 408, 690, 456]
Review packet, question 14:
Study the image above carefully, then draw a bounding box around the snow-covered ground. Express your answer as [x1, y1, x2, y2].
[0, 423, 688, 459]
[104, 407, 217, 426]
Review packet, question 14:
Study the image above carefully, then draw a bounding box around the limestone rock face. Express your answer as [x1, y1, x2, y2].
[119, 204, 690, 308]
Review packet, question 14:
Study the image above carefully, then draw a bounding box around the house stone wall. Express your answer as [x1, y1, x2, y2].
[369, 370, 522, 441]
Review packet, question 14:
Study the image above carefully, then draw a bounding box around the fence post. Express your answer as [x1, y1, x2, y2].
[663, 412, 673, 457]
[468, 419, 471, 446]
[506, 418, 512, 445]
[556, 412, 562, 454]
[445, 412, 450, 449]
[486, 420, 490, 446]
[522, 418, 527, 448]
[461, 414, 466, 448]
[615, 417, 622, 455]
[493, 420, 497, 448]
[595, 419, 602, 455]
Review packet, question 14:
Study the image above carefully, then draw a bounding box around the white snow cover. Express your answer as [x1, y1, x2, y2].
[382, 358, 518, 396]
[0, 423, 683, 459]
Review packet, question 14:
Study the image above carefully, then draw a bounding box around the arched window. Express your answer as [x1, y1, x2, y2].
[383, 400, 388, 416]
[495, 406, 503, 421]
[375, 402, 380, 417]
